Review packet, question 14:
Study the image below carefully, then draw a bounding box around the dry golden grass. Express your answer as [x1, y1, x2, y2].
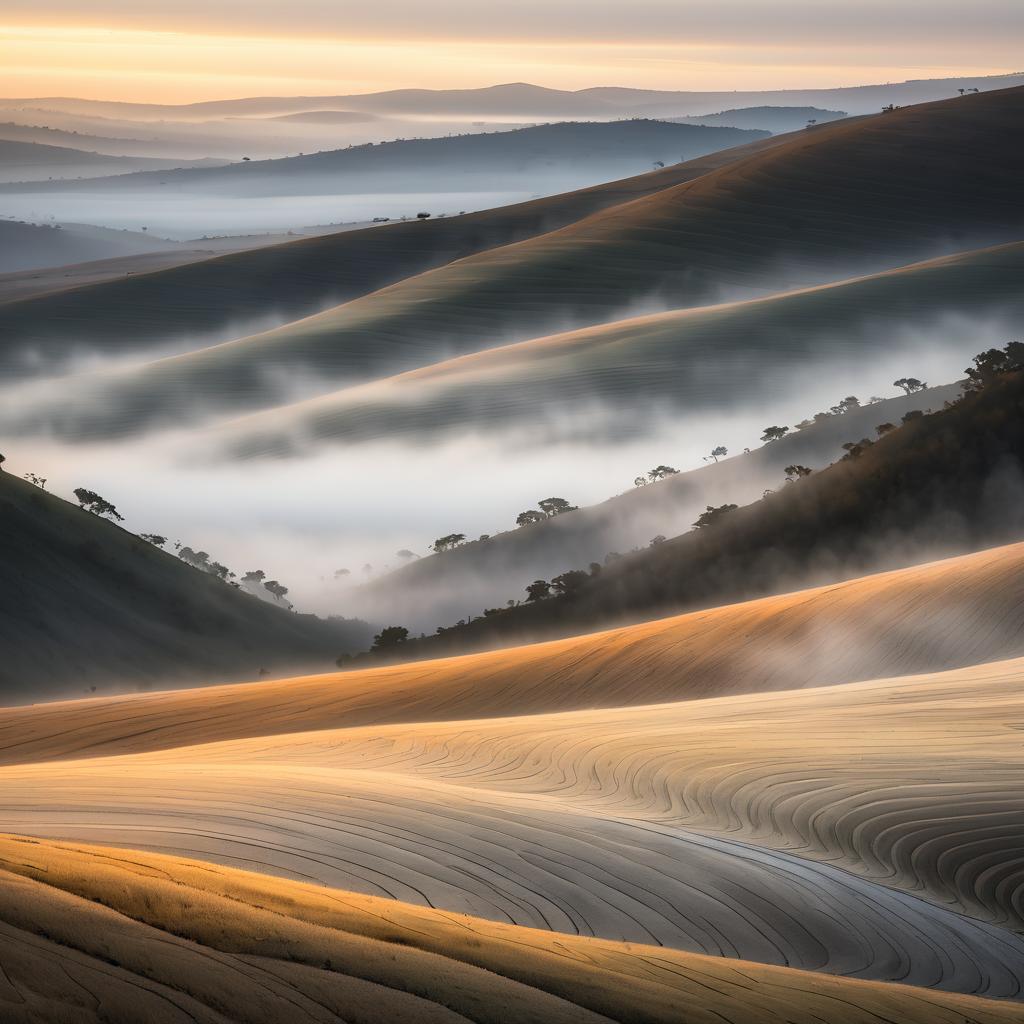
[4, 541, 1024, 765]
[1, 835, 1021, 1024]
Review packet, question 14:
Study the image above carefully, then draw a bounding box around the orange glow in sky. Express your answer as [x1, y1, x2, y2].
[0, 17, 1019, 102]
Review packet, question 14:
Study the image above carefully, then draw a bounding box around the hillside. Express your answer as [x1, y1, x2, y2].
[2, 836, 1019, 1023]
[0, 219, 181, 275]
[353, 384, 963, 630]
[186, 242, 1022, 456]
[377, 363, 1024, 657]
[13, 87, 1023, 440]
[0, 138, 224, 183]
[4, 540, 1024, 763]
[0, 131, 788, 373]
[3, 120, 766, 195]
[668, 105, 847, 132]
[0, 472, 371, 703]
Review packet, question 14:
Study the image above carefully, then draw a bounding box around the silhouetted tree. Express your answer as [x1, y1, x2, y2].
[139, 534, 167, 547]
[416, 212, 431, 220]
[516, 509, 546, 527]
[760, 425, 789, 443]
[648, 465, 679, 481]
[901, 409, 924, 424]
[693, 503, 737, 529]
[0, 453, 5, 472]
[963, 341, 1024, 392]
[525, 580, 552, 601]
[74, 487, 124, 521]
[551, 570, 589, 596]
[538, 497, 577, 517]
[706, 445, 728, 463]
[242, 569, 266, 584]
[263, 580, 289, 602]
[372, 625, 409, 651]
[432, 533, 467, 551]
[633, 476, 649, 487]
[784, 465, 812, 482]
[875, 422, 896, 436]
[894, 377, 926, 395]
[24, 472, 46, 488]
[649, 534, 667, 546]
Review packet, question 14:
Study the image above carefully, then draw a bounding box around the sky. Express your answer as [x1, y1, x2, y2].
[1, 1, 1022, 101]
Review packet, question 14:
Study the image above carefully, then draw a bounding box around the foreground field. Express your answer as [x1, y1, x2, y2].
[1, 835, 1022, 1024]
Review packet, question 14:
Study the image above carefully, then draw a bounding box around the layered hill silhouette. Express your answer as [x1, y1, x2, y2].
[3, 120, 765, 195]
[0, 138, 223, 183]
[357, 364, 1024, 656]
[668, 105, 847, 132]
[7, 89, 1022, 441]
[0, 472, 371, 703]
[0, 132, 787, 372]
[353, 384, 963, 630]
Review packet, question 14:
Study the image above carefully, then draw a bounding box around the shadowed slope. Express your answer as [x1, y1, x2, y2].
[3, 541, 1024, 760]
[21, 88, 1023, 438]
[0, 836, 1021, 1023]
[0, 133, 786, 374]
[197, 244, 1021, 456]
[0, 473, 370, 704]
[351, 383, 963, 631]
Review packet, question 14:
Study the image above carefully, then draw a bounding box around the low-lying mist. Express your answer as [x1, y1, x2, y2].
[0, 320, 1001, 633]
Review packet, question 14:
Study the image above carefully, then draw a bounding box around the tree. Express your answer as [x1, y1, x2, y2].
[139, 533, 167, 547]
[73, 487, 124, 521]
[372, 625, 409, 651]
[831, 396, 860, 414]
[649, 534, 667, 546]
[516, 509, 546, 527]
[875, 422, 896, 436]
[652, 160, 665, 169]
[706, 445, 727, 463]
[242, 569, 266, 584]
[894, 377, 926, 395]
[24, 472, 46, 488]
[693, 503, 737, 529]
[647, 465, 679, 481]
[178, 547, 210, 569]
[784, 465, 812, 482]
[525, 580, 552, 601]
[432, 533, 466, 551]
[633, 476, 649, 488]
[263, 580, 289, 602]
[551, 570, 589, 596]
[0, 453, 5, 471]
[396, 549, 419, 559]
[760, 425, 789, 443]
[538, 497, 577, 517]
[841, 439, 873, 460]
[963, 341, 1024, 392]
[416, 212, 431, 220]
[901, 409, 924, 424]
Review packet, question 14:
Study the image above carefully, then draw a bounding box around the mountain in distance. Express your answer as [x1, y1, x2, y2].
[666, 105, 847, 133]
[0, 120, 767, 196]
[4, 72, 1020, 122]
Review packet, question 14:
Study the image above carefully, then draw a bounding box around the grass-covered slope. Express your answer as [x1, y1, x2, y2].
[371, 363, 1024, 656]
[0, 133, 786, 373]
[0, 472, 371, 703]
[2, 836, 1019, 1024]
[352, 384, 963, 630]
[4, 540, 1024, 764]
[25, 88, 1022, 438]
[7, 120, 766, 195]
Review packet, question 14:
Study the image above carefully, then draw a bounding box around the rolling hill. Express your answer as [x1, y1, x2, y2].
[186, 242, 1021, 457]
[4, 539, 1024, 762]
[9, 88, 1022, 441]
[0, 472, 371, 703]
[2, 836, 1019, 1023]
[0, 131, 788, 374]
[1, 120, 766, 196]
[352, 383, 963, 630]
[0, 138, 225, 183]
[359, 363, 1024, 657]
[667, 105, 847, 132]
